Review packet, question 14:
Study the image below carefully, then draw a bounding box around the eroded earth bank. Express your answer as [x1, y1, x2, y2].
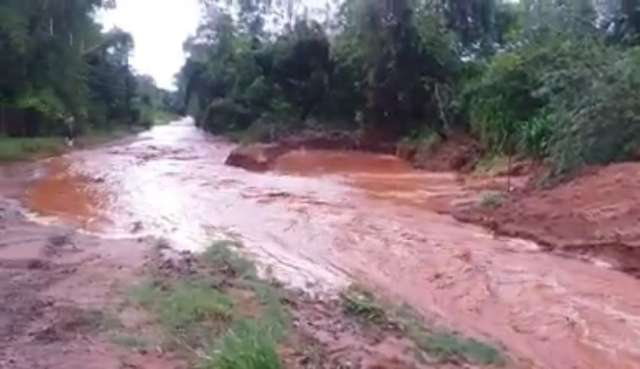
[2, 119, 640, 369]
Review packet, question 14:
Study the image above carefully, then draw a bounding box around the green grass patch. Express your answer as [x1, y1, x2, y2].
[341, 287, 505, 366]
[202, 240, 258, 279]
[408, 327, 504, 365]
[201, 319, 282, 369]
[158, 281, 234, 331]
[0, 127, 141, 163]
[130, 279, 233, 331]
[478, 191, 506, 209]
[130, 240, 289, 369]
[0, 136, 66, 161]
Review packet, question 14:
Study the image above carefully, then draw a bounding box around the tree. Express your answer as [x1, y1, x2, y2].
[0, 0, 152, 136]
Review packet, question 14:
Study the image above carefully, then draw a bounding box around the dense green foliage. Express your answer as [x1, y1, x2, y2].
[0, 0, 168, 137]
[465, 0, 640, 174]
[179, 0, 640, 175]
[178, 0, 468, 138]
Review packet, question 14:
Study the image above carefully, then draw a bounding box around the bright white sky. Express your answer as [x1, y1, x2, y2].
[99, 0, 331, 91]
[99, 0, 201, 90]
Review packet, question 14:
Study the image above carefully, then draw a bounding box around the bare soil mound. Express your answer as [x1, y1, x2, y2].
[225, 143, 289, 171]
[398, 134, 482, 172]
[456, 162, 640, 276]
[225, 131, 358, 172]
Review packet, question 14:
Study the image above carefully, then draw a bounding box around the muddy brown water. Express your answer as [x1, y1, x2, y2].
[22, 119, 640, 369]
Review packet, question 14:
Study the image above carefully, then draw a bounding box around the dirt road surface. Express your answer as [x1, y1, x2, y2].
[0, 197, 184, 369]
[8, 119, 640, 369]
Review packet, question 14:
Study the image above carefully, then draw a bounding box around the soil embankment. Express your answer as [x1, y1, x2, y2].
[456, 162, 640, 276]
[225, 131, 363, 172]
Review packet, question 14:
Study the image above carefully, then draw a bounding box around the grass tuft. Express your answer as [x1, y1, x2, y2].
[130, 240, 290, 369]
[341, 286, 389, 325]
[129, 279, 164, 308]
[202, 241, 257, 279]
[478, 191, 505, 209]
[158, 281, 234, 331]
[202, 319, 282, 369]
[410, 329, 504, 365]
[342, 287, 505, 366]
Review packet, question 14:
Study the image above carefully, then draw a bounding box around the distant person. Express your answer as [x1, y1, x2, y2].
[64, 116, 76, 147]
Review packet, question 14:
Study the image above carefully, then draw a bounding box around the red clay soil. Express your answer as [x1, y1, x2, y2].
[226, 131, 481, 173]
[456, 162, 640, 276]
[0, 199, 186, 369]
[398, 134, 482, 173]
[226, 131, 359, 172]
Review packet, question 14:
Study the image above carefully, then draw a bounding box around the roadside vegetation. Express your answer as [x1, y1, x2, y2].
[178, 0, 640, 178]
[116, 240, 506, 368]
[126, 240, 288, 369]
[0, 127, 142, 161]
[0, 137, 65, 162]
[341, 286, 504, 365]
[0, 0, 175, 159]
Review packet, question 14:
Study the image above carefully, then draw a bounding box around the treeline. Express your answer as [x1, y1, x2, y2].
[0, 0, 168, 137]
[178, 0, 640, 175]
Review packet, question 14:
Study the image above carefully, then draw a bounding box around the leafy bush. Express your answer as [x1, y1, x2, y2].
[466, 36, 640, 176]
[465, 51, 545, 154]
[518, 112, 554, 157]
[202, 99, 254, 133]
[546, 46, 640, 175]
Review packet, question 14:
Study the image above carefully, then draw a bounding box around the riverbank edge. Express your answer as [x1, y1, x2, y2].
[0, 126, 150, 163]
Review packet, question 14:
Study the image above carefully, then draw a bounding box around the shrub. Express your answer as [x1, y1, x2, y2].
[202, 99, 254, 133]
[547, 46, 640, 175]
[518, 112, 554, 157]
[465, 51, 544, 154]
[466, 37, 640, 176]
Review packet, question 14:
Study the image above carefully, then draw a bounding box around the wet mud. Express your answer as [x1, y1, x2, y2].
[21, 119, 640, 369]
[0, 198, 184, 369]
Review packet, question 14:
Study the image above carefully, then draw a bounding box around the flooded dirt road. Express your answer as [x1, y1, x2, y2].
[24, 120, 640, 369]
